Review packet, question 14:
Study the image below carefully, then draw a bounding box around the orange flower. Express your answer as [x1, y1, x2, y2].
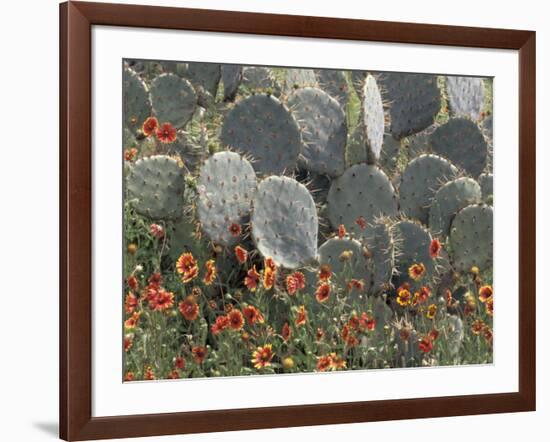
[149, 223, 164, 239]
[149, 289, 174, 311]
[445, 289, 454, 307]
[319, 264, 332, 281]
[228, 222, 242, 237]
[178, 296, 199, 321]
[281, 322, 291, 342]
[397, 288, 412, 306]
[176, 253, 199, 283]
[429, 238, 442, 258]
[483, 326, 493, 345]
[347, 279, 365, 291]
[124, 336, 133, 352]
[355, 216, 367, 230]
[316, 355, 332, 372]
[338, 224, 346, 238]
[125, 292, 138, 314]
[292, 272, 306, 290]
[360, 312, 376, 331]
[124, 148, 138, 161]
[243, 305, 264, 326]
[471, 319, 485, 335]
[263, 257, 277, 290]
[203, 259, 217, 285]
[142, 116, 158, 136]
[147, 272, 162, 287]
[286, 275, 299, 295]
[478, 285, 493, 303]
[211, 315, 230, 335]
[341, 325, 359, 347]
[295, 305, 307, 327]
[315, 282, 331, 303]
[124, 372, 135, 382]
[234, 245, 248, 264]
[418, 336, 433, 353]
[124, 311, 141, 329]
[192, 346, 207, 364]
[329, 353, 347, 370]
[426, 303, 437, 319]
[127, 275, 139, 291]
[244, 265, 260, 291]
[408, 263, 426, 281]
[175, 356, 186, 370]
[144, 366, 155, 380]
[155, 122, 177, 143]
[228, 309, 245, 331]
[168, 370, 180, 379]
[486, 296, 494, 316]
[251, 344, 274, 369]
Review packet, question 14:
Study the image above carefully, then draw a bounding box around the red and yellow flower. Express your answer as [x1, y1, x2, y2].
[397, 288, 412, 306]
[178, 296, 199, 321]
[124, 311, 141, 329]
[211, 315, 230, 335]
[319, 264, 332, 281]
[155, 122, 177, 143]
[142, 116, 158, 136]
[426, 303, 437, 319]
[244, 265, 261, 291]
[243, 305, 264, 326]
[149, 289, 175, 311]
[176, 252, 199, 283]
[315, 282, 331, 303]
[125, 292, 138, 314]
[228, 309, 245, 331]
[234, 245, 248, 264]
[408, 263, 426, 281]
[478, 285, 493, 303]
[429, 238, 442, 258]
[203, 259, 217, 286]
[251, 344, 274, 369]
[281, 322, 291, 342]
[295, 305, 307, 327]
[418, 335, 434, 353]
[263, 257, 277, 290]
[192, 346, 207, 364]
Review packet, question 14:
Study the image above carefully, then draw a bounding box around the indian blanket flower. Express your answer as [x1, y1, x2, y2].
[124, 336, 133, 352]
[176, 252, 199, 283]
[127, 275, 139, 291]
[360, 312, 376, 331]
[418, 336, 434, 353]
[125, 292, 138, 314]
[178, 296, 199, 321]
[155, 122, 177, 143]
[286, 275, 299, 295]
[429, 238, 442, 258]
[347, 278, 365, 292]
[175, 356, 186, 370]
[355, 216, 367, 230]
[243, 305, 264, 326]
[426, 303, 437, 319]
[124, 311, 141, 329]
[228, 309, 245, 331]
[486, 296, 494, 316]
[341, 325, 359, 347]
[295, 305, 307, 327]
[244, 265, 261, 291]
[263, 257, 277, 290]
[168, 370, 180, 379]
[251, 344, 274, 369]
[338, 224, 346, 238]
[478, 285, 493, 303]
[315, 282, 331, 303]
[149, 223, 165, 239]
[142, 116, 158, 136]
[316, 355, 332, 372]
[192, 346, 207, 364]
[149, 289, 175, 311]
[281, 322, 291, 342]
[416, 286, 431, 304]
[203, 259, 217, 286]
[124, 147, 138, 161]
[408, 263, 426, 281]
[471, 319, 485, 335]
[144, 366, 156, 380]
[483, 326, 493, 345]
[211, 315, 230, 335]
[329, 353, 347, 370]
[397, 288, 412, 306]
[124, 372, 135, 382]
[234, 245, 248, 264]
[319, 264, 332, 281]
[228, 222, 242, 237]
[148, 272, 162, 287]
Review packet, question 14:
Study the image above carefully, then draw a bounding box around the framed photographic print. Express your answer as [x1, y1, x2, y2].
[60, 1, 536, 440]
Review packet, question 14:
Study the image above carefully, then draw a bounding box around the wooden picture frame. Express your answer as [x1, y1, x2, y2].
[60, 1, 536, 440]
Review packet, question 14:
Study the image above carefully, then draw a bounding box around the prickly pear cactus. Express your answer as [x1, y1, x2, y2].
[430, 118, 488, 177]
[283, 69, 318, 94]
[126, 155, 185, 220]
[449, 204, 493, 272]
[346, 120, 368, 166]
[314, 69, 349, 106]
[295, 168, 331, 205]
[378, 73, 441, 139]
[167, 213, 202, 262]
[379, 134, 401, 177]
[391, 220, 434, 288]
[288, 87, 347, 177]
[446, 76, 485, 121]
[478, 173, 493, 203]
[123, 68, 151, 133]
[362, 74, 385, 161]
[429, 177, 482, 237]
[183, 62, 221, 97]
[363, 221, 395, 293]
[149, 74, 196, 128]
[221, 64, 242, 101]
[326, 164, 398, 236]
[251, 176, 318, 269]
[220, 94, 302, 175]
[399, 154, 458, 225]
[350, 70, 366, 97]
[241, 67, 281, 95]
[318, 237, 368, 282]
[196, 151, 257, 246]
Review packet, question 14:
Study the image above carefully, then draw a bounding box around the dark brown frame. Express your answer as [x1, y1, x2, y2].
[60, 1, 536, 440]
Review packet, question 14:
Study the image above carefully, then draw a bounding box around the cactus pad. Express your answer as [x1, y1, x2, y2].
[314, 69, 349, 106]
[478, 173, 493, 203]
[289, 87, 347, 177]
[430, 118, 488, 177]
[149, 74, 196, 128]
[196, 151, 257, 246]
[446, 76, 485, 121]
[449, 204, 493, 272]
[123, 68, 151, 133]
[399, 154, 458, 225]
[318, 237, 369, 282]
[362, 74, 385, 161]
[241, 67, 281, 95]
[221, 64, 242, 101]
[126, 155, 185, 220]
[251, 176, 318, 269]
[363, 222, 395, 293]
[183, 62, 221, 97]
[284, 69, 318, 94]
[220, 94, 302, 175]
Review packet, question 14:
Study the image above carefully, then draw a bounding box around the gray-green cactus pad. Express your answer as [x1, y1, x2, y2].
[379, 134, 401, 177]
[123, 68, 151, 133]
[362, 74, 385, 161]
[399, 154, 458, 225]
[326, 164, 398, 237]
[241, 67, 281, 95]
[221, 64, 242, 101]
[251, 176, 318, 269]
[289, 87, 347, 177]
[346, 121, 368, 166]
[428, 177, 482, 237]
[363, 222, 395, 293]
[449, 204, 493, 272]
[430, 118, 488, 177]
[168, 214, 202, 262]
[446, 76, 485, 121]
[318, 237, 369, 282]
[314, 69, 348, 106]
[149, 74, 196, 128]
[183, 62, 221, 97]
[478, 173, 493, 203]
[378, 73, 441, 139]
[126, 155, 185, 220]
[197, 151, 257, 246]
[220, 94, 302, 175]
[391, 220, 434, 288]
[284, 69, 318, 94]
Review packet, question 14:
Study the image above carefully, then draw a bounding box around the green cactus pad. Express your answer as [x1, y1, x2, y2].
[314, 69, 349, 106]
[183, 62, 221, 97]
[284, 69, 318, 94]
[428, 177, 482, 237]
[241, 67, 281, 96]
[220, 94, 302, 175]
[288, 87, 347, 177]
[378, 72, 440, 139]
[126, 155, 185, 220]
[363, 222, 395, 293]
[350, 70, 366, 97]
[196, 151, 257, 246]
[221, 64, 242, 101]
[149, 73, 196, 128]
[391, 220, 434, 288]
[449, 204, 493, 272]
[399, 154, 458, 225]
[362, 74, 385, 161]
[318, 237, 369, 283]
[123, 68, 151, 133]
[478, 173, 493, 203]
[326, 164, 398, 237]
[379, 134, 401, 177]
[346, 121, 368, 167]
[430, 118, 488, 177]
[251, 176, 318, 269]
[167, 213, 202, 262]
[446, 76, 485, 121]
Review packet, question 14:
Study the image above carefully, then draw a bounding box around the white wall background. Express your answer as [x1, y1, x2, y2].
[0, 0, 545, 441]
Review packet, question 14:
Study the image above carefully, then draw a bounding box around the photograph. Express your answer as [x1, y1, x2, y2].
[122, 60, 494, 381]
